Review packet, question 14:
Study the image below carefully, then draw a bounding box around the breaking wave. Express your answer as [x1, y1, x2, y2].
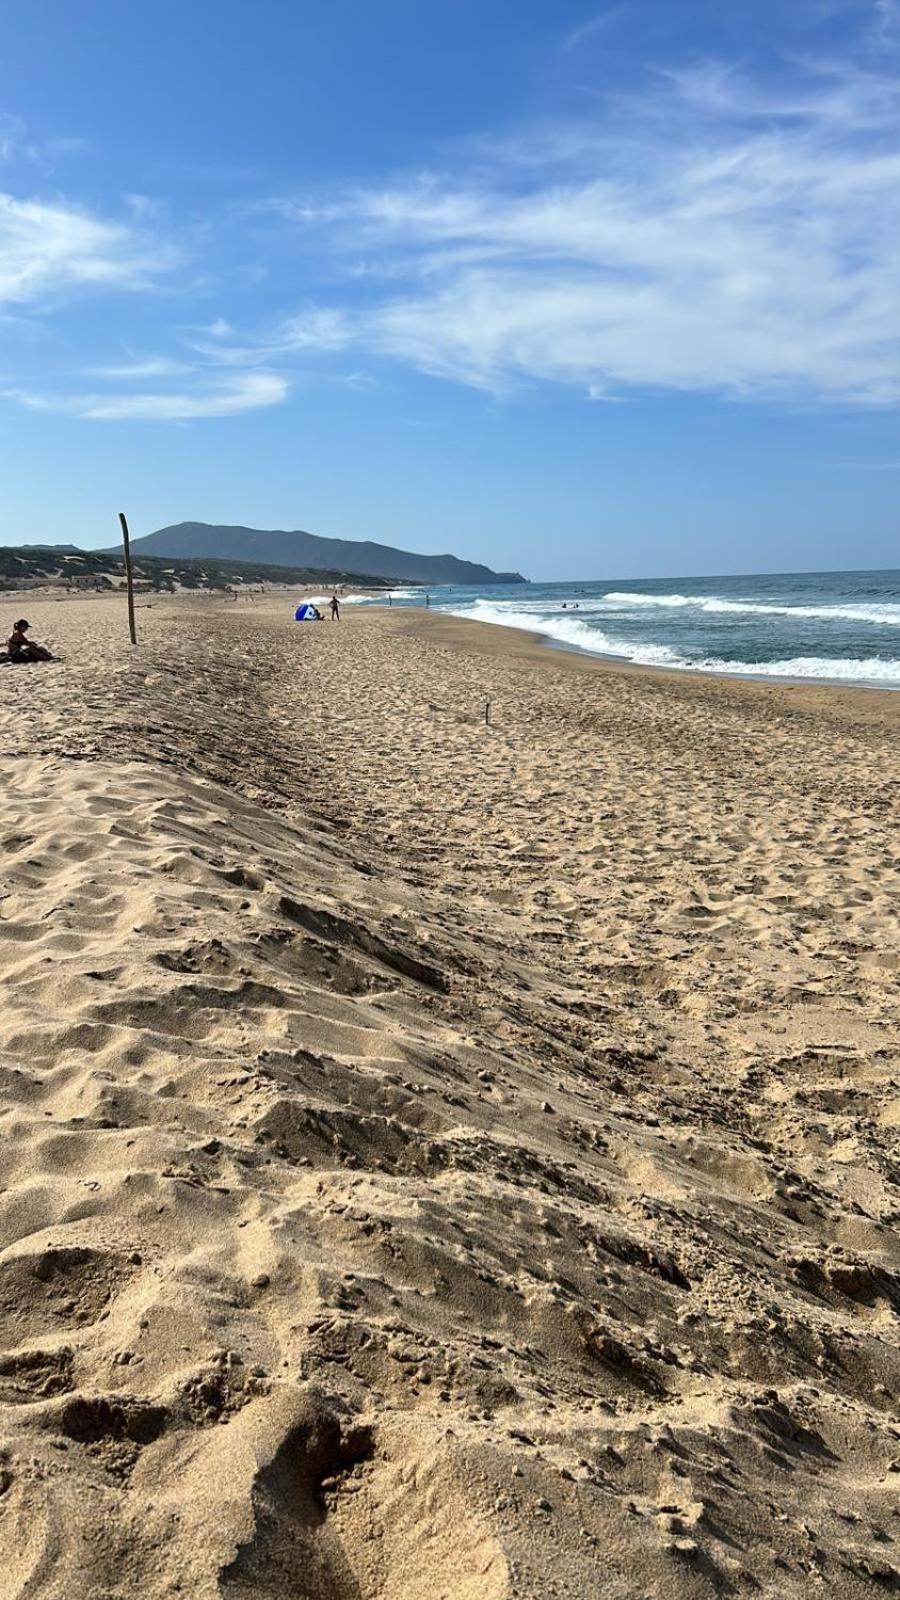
[602, 592, 900, 627]
[445, 600, 900, 684]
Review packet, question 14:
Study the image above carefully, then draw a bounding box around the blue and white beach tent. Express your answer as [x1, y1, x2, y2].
[294, 602, 322, 621]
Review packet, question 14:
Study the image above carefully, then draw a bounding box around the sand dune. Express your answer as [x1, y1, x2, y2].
[0, 591, 898, 1597]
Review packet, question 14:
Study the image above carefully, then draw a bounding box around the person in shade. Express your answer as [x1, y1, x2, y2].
[330, 594, 340, 621]
[6, 620, 52, 662]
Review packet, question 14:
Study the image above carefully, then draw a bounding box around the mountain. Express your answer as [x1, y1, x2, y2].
[119, 522, 525, 585]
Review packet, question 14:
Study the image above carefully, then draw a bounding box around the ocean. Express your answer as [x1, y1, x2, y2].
[352, 568, 900, 687]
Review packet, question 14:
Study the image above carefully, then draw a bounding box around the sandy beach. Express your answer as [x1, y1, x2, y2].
[0, 589, 898, 1598]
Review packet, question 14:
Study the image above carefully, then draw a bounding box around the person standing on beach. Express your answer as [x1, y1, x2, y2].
[330, 593, 340, 621]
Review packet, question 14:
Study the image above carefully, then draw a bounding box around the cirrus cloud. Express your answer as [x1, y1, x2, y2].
[0, 191, 170, 304]
[5, 370, 288, 421]
[268, 54, 900, 407]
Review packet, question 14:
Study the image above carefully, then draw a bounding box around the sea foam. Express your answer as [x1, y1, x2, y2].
[602, 592, 900, 627]
[444, 599, 900, 683]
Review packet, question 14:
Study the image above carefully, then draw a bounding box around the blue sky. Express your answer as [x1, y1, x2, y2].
[1, 0, 899, 578]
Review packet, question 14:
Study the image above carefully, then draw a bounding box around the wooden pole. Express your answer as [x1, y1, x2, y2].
[118, 512, 137, 645]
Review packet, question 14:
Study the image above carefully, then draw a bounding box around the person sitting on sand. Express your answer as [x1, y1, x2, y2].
[6, 619, 52, 662]
[330, 594, 340, 621]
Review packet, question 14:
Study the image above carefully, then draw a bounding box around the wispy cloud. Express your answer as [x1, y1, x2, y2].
[0, 116, 90, 169]
[86, 355, 194, 380]
[872, 0, 900, 41]
[263, 54, 900, 407]
[5, 371, 287, 421]
[0, 191, 170, 304]
[562, 6, 629, 53]
[0, 115, 23, 163]
[0, 170, 295, 422]
[6, 33, 900, 427]
[184, 307, 350, 366]
[123, 192, 165, 221]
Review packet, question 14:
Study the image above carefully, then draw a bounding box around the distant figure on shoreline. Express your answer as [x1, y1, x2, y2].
[425, 594, 430, 607]
[5, 619, 53, 663]
[330, 594, 340, 621]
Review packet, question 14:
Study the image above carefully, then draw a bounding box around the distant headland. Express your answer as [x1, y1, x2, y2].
[114, 521, 525, 587]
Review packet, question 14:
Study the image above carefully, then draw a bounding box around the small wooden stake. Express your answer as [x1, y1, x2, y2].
[118, 512, 137, 645]
[485, 699, 491, 726]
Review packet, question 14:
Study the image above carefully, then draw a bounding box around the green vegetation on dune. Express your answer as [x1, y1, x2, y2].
[0, 546, 391, 593]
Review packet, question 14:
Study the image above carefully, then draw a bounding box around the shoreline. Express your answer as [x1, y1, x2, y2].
[538, 630, 900, 693]
[381, 603, 900, 728]
[369, 599, 900, 698]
